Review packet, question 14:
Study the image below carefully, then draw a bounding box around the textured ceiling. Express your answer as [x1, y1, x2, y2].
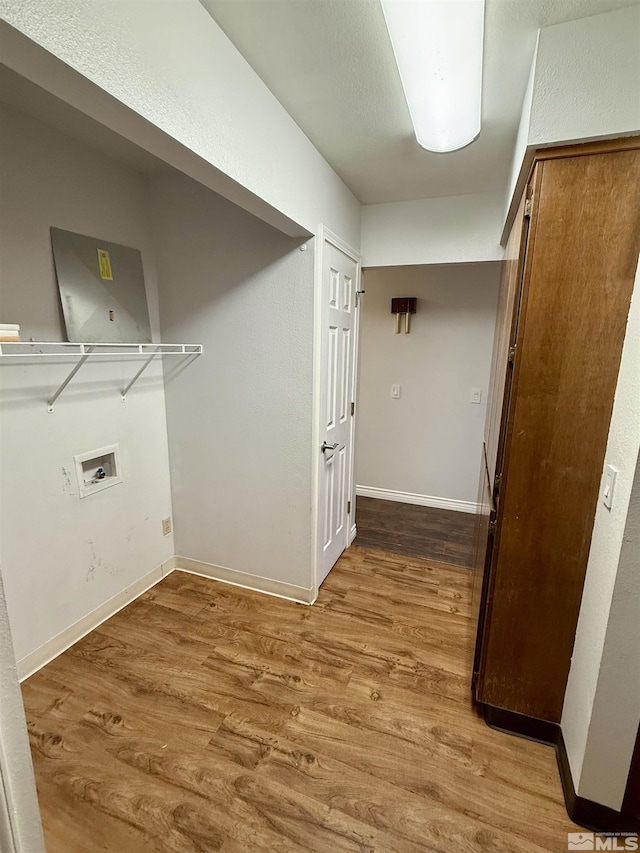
[201, 0, 640, 204]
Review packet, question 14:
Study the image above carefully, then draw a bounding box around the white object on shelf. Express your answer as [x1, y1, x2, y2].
[74, 444, 122, 499]
[0, 342, 203, 411]
[0, 323, 20, 342]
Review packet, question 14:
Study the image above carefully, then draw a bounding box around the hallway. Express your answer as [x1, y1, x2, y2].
[22, 547, 577, 851]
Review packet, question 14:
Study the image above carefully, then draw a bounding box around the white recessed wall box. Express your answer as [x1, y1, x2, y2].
[74, 444, 122, 499]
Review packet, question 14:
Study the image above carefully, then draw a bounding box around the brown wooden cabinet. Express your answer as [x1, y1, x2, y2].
[473, 139, 640, 728]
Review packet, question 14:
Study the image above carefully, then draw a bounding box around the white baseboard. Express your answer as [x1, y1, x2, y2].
[356, 485, 479, 514]
[174, 555, 316, 605]
[17, 558, 175, 682]
[349, 524, 357, 545]
[17, 554, 316, 681]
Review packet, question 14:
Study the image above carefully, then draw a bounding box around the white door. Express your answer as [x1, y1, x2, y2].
[315, 231, 360, 585]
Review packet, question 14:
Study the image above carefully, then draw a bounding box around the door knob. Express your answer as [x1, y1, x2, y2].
[321, 441, 339, 453]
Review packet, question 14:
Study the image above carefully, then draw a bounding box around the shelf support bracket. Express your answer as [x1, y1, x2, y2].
[47, 346, 94, 412]
[121, 346, 161, 402]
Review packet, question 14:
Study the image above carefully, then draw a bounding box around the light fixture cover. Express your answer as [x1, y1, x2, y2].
[381, 0, 485, 153]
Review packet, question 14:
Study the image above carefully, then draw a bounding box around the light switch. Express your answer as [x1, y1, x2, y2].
[602, 464, 617, 510]
[470, 388, 482, 404]
[391, 384, 401, 399]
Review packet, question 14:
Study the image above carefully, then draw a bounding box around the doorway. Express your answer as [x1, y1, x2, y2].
[312, 227, 361, 588]
[352, 262, 501, 569]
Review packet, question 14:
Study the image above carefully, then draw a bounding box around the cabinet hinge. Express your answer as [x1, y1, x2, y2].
[347, 500, 351, 514]
[494, 473, 502, 493]
[524, 198, 532, 218]
[508, 345, 516, 364]
[351, 401, 355, 417]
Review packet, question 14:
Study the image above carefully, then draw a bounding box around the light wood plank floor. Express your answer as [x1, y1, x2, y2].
[22, 546, 578, 852]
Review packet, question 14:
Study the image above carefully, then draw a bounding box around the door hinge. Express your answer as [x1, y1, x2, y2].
[524, 198, 532, 218]
[494, 473, 502, 493]
[355, 289, 365, 307]
[508, 345, 516, 364]
[488, 519, 497, 535]
[351, 401, 355, 416]
[347, 500, 351, 514]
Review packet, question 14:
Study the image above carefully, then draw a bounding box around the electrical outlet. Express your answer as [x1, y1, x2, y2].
[162, 516, 172, 537]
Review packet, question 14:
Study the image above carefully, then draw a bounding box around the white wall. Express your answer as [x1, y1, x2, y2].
[361, 193, 505, 268]
[355, 263, 500, 508]
[504, 6, 640, 238]
[504, 37, 538, 228]
[562, 257, 640, 810]
[0, 0, 361, 248]
[150, 172, 316, 594]
[579, 451, 640, 809]
[0, 105, 174, 665]
[529, 5, 640, 149]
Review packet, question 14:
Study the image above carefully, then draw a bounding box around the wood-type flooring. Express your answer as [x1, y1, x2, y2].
[22, 546, 578, 852]
[355, 497, 476, 568]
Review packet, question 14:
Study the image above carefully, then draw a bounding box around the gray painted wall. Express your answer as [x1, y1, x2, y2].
[562, 257, 640, 809]
[579, 448, 640, 807]
[355, 263, 500, 505]
[151, 172, 316, 591]
[0, 105, 174, 667]
[0, 1, 360, 246]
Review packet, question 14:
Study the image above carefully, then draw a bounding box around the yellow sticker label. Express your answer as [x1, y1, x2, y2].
[97, 249, 113, 281]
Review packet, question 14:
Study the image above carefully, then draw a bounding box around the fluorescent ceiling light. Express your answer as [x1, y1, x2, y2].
[380, 0, 485, 153]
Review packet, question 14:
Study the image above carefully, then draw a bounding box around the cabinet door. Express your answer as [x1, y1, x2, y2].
[471, 443, 494, 686]
[484, 192, 531, 490]
[472, 183, 536, 697]
[480, 147, 640, 722]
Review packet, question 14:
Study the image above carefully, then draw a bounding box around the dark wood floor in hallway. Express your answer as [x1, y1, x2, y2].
[22, 547, 577, 852]
[355, 496, 476, 568]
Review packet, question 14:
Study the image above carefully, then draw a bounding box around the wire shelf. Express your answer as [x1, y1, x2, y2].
[0, 342, 203, 411]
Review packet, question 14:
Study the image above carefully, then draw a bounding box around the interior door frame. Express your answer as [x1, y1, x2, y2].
[311, 225, 362, 595]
